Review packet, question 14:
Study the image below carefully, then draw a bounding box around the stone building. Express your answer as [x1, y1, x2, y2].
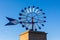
[20, 30, 47, 40]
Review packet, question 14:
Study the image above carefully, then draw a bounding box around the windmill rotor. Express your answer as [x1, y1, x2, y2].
[19, 6, 46, 31]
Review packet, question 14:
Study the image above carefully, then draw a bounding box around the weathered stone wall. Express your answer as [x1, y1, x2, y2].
[20, 30, 47, 40]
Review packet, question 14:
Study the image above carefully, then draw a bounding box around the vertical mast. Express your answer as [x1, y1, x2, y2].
[32, 17, 34, 31]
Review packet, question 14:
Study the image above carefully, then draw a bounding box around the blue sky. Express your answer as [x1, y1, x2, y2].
[0, 0, 60, 40]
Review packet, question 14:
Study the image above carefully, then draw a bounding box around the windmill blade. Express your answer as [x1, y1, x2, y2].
[35, 28, 37, 31]
[36, 23, 41, 29]
[26, 27, 28, 30]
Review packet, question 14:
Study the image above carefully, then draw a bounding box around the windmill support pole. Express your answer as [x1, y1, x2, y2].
[32, 17, 34, 31]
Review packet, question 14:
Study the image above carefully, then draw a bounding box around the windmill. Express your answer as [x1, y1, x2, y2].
[5, 6, 46, 31]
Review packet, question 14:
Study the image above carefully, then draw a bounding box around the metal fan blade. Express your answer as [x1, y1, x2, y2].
[36, 24, 41, 29]
[39, 27, 41, 29]
[19, 13, 23, 16]
[26, 27, 28, 30]
[36, 7, 39, 9]
[35, 28, 37, 31]
[19, 17, 21, 20]
[44, 16, 46, 18]
[24, 7, 26, 10]
[28, 6, 30, 8]
[19, 21, 22, 24]
[22, 25, 25, 27]
[43, 20, 46, 22]
[32, 6, 35, 8]
[42, 24, 44, 26]
[40, 9, 43, 11]
[21, 10, 24, 12]
[42, 13, 45, 15]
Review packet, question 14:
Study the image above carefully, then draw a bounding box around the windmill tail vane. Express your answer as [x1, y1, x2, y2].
[5, 17, 19, 26]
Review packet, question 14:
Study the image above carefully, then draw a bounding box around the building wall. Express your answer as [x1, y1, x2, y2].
[20, 30, 47, 40]
[20, 31, 29, 40]
[29, 31, 47, 40]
